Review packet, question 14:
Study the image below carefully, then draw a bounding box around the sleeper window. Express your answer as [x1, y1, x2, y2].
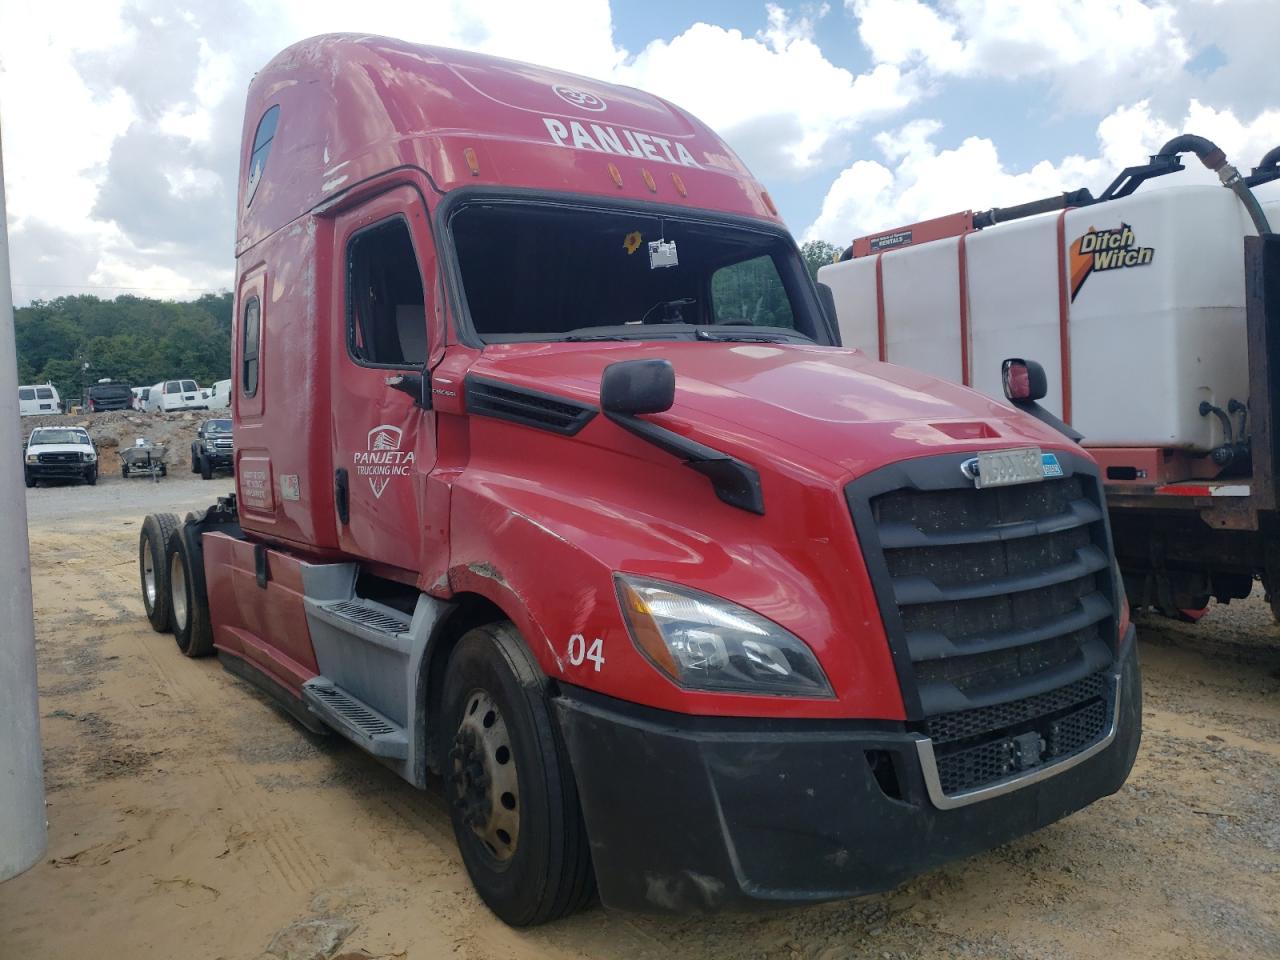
[347, 218, 427, 367]
[242, 296, 261, 397]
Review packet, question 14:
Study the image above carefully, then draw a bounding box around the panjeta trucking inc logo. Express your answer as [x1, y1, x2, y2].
[354, 425, 415, 498]
[1070, 223, 1155, 301]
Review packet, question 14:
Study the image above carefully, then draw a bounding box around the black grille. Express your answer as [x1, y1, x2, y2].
[852, 463, 1116, 718]
[38, 452, 82, 464]
[932, 673, 1112, 795]
[466, 375, 597, 436]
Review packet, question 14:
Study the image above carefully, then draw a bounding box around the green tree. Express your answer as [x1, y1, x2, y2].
[800, 240, 842, 281]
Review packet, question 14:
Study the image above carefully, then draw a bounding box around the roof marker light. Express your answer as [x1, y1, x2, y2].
[642, 169, 657, 193]
[463, 147, 480, 176]
[671, 172, 687, 198]
[608, 163, 623, 188]
[761, 189, 778, 216]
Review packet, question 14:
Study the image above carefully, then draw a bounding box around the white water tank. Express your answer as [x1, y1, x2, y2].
[819, 182, 1280, 451]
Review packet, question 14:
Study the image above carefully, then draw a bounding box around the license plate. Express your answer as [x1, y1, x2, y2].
[967, 447, 1045, 489]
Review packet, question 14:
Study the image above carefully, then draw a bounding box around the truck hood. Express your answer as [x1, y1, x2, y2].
[467, 341, 1070, 480]
[28, 443, 92, 456]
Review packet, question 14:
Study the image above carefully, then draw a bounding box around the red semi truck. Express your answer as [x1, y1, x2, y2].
[137, 35, 1140, 925]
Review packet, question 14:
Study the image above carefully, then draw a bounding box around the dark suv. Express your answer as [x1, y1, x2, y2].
[84, 380, 133, 412]
[191, 418, 234, 479]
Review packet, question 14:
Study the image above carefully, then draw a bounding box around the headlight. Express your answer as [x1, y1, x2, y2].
[615, 575, 833, 697]
[25, 453, 38, 463]
[81, 451, 96, 462]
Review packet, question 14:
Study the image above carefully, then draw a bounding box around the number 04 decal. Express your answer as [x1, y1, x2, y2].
[567, 634, 605, 671]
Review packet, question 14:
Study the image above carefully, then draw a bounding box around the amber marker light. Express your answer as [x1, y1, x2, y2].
[616, 578, 680, 679]
[670, 172, 687, 197]
[607, 163, 624, 188]
[641, 168, 657, 193]
[463, 147, 480, 176]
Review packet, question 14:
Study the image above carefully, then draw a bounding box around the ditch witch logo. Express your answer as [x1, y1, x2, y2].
[354, 424, 415, 498]
[1069, 223, 1155, 301]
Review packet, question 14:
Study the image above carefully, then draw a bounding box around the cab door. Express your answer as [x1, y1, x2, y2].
[329, 185, 438, 575]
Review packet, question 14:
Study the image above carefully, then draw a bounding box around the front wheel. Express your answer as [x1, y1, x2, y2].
[440, 623, 594, 926]
[85, 465, 97, 486]
[24, 469, 34, 488]
[199, 453, 212, 480]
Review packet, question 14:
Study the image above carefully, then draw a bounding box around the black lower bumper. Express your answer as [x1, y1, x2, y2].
[27, 463, 94, 481]
[553, 630, 1141, 914]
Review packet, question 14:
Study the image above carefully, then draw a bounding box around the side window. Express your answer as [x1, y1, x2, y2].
[242, 296, 261, 397]
[166, 382, 180, 395]
[347, 217, 427, 367]
[18, 388, 34, 401]
[36, 387, 53, 399]
[246, 105, 280, 205]
[711, 255, 796, 328]
[182, 380, 197, 392]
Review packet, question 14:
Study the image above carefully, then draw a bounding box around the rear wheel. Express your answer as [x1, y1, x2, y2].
[440, 623, 594, 926]
[139, 513, 179, 632]
[166, 522, 214, 657]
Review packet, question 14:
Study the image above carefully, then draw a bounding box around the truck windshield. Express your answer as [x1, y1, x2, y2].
[207, 419, 232, 432]
[31, 430, 86, 445]
[451, 200, 825, 344]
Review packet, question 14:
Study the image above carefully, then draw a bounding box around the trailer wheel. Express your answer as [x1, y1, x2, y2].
[139, 513, 179, 632]
[166, 522, 214, 657]
[440, 623, 594, 926]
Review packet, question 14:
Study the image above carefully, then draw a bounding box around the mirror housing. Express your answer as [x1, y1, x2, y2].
[1002, 358, 1048, 402]
[601, 359, 675, 416]
[385, 370, 431, 410]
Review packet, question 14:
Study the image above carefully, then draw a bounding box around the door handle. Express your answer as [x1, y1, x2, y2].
[334, 468, 350, 524]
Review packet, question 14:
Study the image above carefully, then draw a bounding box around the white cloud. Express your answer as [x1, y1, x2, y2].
[850, 0, 1191, 110]
[804, 99, 1280, 244]
[618, 6, 918, 177]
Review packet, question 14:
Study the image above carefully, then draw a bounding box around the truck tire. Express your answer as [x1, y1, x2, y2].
[24, 469, 34, 488]
[440, 623, 594, 926]
[199, 453, 213, 480]
[139, 513, 179, 632]
[190, 443, 199, 473]
[85, 465, 97, 486]
[166, 522, 214, 657]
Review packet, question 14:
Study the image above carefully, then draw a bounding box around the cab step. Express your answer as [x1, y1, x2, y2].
[306, 596, 412, 653]
[301, 677, 409, 759]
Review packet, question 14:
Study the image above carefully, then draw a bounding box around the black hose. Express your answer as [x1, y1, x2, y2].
[1157, 134, 1273, 236]
[1257, 146, 1280, 172]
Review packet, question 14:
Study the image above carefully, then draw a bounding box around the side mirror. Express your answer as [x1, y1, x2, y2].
[601, 359, 675, 416]
[385, 370, 431, 410]
[1002, 358, 1048, 402]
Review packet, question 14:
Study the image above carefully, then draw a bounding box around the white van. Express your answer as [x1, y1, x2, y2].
[18, 383, 60, 416]
[207, 378, 232, 411]
[145, 379, 207, 413]
[131, 386, 150, 411]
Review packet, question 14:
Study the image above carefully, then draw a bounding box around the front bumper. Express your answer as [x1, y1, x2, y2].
[27, 461, 95, 480]
[554, 628, 1140, 914]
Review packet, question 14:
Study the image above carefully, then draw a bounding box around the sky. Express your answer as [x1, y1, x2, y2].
[1, 0, 1278, 304]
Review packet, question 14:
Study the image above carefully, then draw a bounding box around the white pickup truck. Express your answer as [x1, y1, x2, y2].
[24, 427, 98, 487]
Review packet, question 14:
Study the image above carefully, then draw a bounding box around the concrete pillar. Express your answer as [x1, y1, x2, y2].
[0, 116, 47, 881]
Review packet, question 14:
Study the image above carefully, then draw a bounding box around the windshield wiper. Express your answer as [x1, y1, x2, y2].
[695, 329, 813, 344]
[562, 334, 637, 342]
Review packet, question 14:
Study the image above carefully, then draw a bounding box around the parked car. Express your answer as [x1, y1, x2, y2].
[207, 378, 232, 411]
[131, 386, 151, 411]
[84, 379, 133, 413]
[24, 427, 97, 487]
[191, 418, 233, 479]
[144, 379, 207, 413]
[18, 383, 60, 416]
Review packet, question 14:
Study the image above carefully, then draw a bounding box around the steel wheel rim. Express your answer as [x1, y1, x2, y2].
[170, 551, 188, 633]
[450, 689, 520, 862]
[143, 547, 157, 608]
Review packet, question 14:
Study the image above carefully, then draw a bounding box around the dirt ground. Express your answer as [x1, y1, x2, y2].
[2, 476, 1278, 960]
